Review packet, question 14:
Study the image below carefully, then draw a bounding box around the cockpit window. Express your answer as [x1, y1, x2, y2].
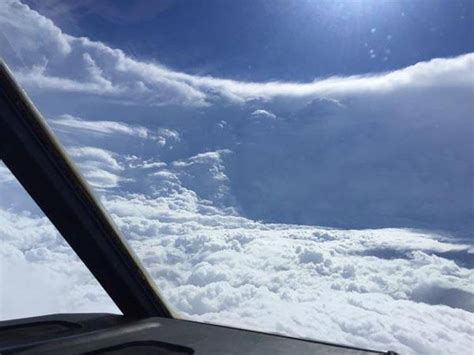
[0, 162, 119, 319]
[1, 1, 473, 354]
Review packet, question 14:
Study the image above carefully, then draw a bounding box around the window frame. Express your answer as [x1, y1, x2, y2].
[0, 60, 173, 320]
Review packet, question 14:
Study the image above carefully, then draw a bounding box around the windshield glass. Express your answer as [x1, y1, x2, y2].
[0, 162, 119, 318]
[1, 1, 473, 354]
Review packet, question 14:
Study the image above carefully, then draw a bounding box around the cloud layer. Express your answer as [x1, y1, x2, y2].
[1, 2, 473, 355]
[1, 0, 473, 107]
[1, 0, 473, 232]
[1, 162, 473, 354]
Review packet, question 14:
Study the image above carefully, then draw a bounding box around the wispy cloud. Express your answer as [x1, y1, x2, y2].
[1, 0, 473, 106]
[251, 109, 277, 119]
[51, 114, 150, 138]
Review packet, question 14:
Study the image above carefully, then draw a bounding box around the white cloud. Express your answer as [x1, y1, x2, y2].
[173, 150, 231, 167]
[1, 148, 473, 354]
[67, 146, 125, 189]
[68, 146, 123, 171]
[0, 209, 119, 319]
[251, 109, 277, 119]
[155, 128, 180, 147]
[0, 0, 472, 106]
[51, 114, 150, 139]
[106, 193, 474, 355]
[14, 62, 122, 95]
[172, 150, 236, 209]
[0, 0, 71, 59]
[4, 185, 472, 354]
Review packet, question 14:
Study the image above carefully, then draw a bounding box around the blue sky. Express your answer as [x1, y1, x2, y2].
[24, 0, 474, 81]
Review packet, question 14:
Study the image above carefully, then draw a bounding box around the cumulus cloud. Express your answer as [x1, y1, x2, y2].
[172, 150, 236, 209]
[68, 146, 123, 171]
[0, 209, 119, 319]
[1, 137, 473, 354]
[102, 193, 474, 355]
[3, 180, 472, 354]
[155, 128, 180, 147]
[4, 123, 474, 353]
[66, 146, 126, 189]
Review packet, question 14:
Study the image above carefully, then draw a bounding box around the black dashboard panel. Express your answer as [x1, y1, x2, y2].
[0, 314, 388, 355]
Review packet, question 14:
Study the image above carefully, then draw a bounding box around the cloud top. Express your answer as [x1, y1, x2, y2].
[1, 0, 473, 106]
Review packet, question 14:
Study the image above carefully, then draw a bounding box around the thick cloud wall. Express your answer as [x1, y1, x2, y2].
[1, 162, 473, 354]
[1, 0, 473, 233]
[0, 1, 473, 354]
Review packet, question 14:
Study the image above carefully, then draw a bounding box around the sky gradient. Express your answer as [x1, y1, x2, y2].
[23, 0, 474, 81]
